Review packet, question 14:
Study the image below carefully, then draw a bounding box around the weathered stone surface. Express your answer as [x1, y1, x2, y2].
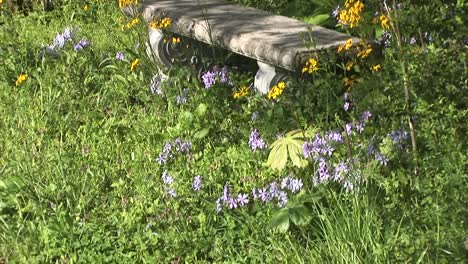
[132, 0, 359, 71]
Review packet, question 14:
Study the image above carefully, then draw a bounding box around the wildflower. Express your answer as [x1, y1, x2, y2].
[327, 130, 343, 143]
[381, 31, 392, 48]
[338, 38, 353, 53]
[83, 4, 89, 11]
[219, 66, 229, 84]
[15, 74, 28, 86]
[233, 85, 249, 99]
[267, 81, 286, 100]
[161, 170, 173, 185]
[409, 37, 417, 45]
[118, 0, 138, 8]
[387, 129, 409, 146]
[130, 58, 139, 71]
[343, 101, 351, 111]
[316, 158, 331, 183]
[334, 162, 349, 181]
[201, 70, 216, 89]
[277, 191, 288, 207]
[355, 122, 364, 133]
[345, 123, 353, 135]
[252, 188, 259, 200]
[251, 111, 259, 121]
[371, 64, 381, 71]
[338, 0, 364, 28]
[150, 17, 172, 29]
[357, 45, 373, 59]
[236, 193, 249, 206]
[127, 17, 140, 29]
[222, 183, 230, 202]
[226, 197, 238, 209]
[376, 152, 389, 166]
[258, 188, 271, 202]
[288, 178, 303, 193]
[167, 188, 177, 198]
[361, 111, 372, 121]
[216, 198, 223, 213]
[73, 39, 91, 51]
[379, 14, 390, 29]
[192, 175, 202, 191]
[301, 58, 319, 74]
[174, 137, 191, 153]
[172, 37, 180, 44]
[332, 5, 340, 18]
[248, 128, 267, 151]
[345, 61, 354, 71]
[115, 52, 125, 61]
[423, 32, 433, 43]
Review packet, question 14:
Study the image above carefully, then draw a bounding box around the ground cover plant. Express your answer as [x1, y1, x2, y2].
[0, 0, 467, 263]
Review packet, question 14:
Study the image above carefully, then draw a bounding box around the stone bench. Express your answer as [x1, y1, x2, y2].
[123, 0, 359, 93]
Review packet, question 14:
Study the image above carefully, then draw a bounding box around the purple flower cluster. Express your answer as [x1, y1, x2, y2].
[367, 143, 389, 166]
[73, 39, 91, 51]
[176, 88, 189, 104]
[201, 66, 230, 89]
[192, 175, 202, 191]
[46, 27, 74, 53]
[150, 74, 164, 96]
[303, 134, 336, 160]
[161, 170, 177, 198]
[248, 128, 267, 151]
[387, 129, 409, 149]
[156, 138, 191, 165]
[216, 183, 250, 212]
[216, 176, 304, 213]
[312, 159, 358, 191]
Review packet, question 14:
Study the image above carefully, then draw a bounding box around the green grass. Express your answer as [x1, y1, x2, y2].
[1, 0, 467, 263]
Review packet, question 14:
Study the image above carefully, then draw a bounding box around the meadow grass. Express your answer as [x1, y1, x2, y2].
[1, 0, 467, 263]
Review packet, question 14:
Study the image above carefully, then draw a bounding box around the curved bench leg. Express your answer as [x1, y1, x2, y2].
[146, 28, 174, 68]
[254, 61, 287, 94]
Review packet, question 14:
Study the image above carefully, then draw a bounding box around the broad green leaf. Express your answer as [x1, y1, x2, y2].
[266, 144, 288, 170]
[288, 204, 312, 226]
[304, 14, 330, 25]
[194, 128, 210, 139]
[288, 141, 308, 168]
[267, 208, 290, 232]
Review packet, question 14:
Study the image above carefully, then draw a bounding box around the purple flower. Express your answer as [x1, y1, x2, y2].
[387, 129, 409, 144]
[236, 193, 249, 206]
[74, 39, 91, 51]
[248, 128, 267, 151]
[201, 70, 217, 89]
[168, 188, 177, 197]
[219, 66, 229, 83]
[381, 31, 392, 48]
[334, 162, 349, 181]
[216, 198, 223, 213]
[175, 138, 191, 153]
[192, 175, 202, 191]
[156, 153, 167, 164]
[288, 178, 303, 193]
[303, 141, 313, 159]
[62, 27, 73, 40]
[226, 197, 238, 209]
[361, 111, 372, 121]
[222, 183, 229, 202]
[327, 130, 343, 143]
[115, 52, 125, 61]
[343, 180, 354, 192]
[409, 37, 417, 45]
[315, 159, 331, 184]
[252, 188, 259, 200]
[332, 5, 340, 18]
[52, 34, 66, 49]
[277, 191, 288, 207]
[376, 152, 389, 166]
[356, 122, 364, 133]
[161, 170, 173, 185]
[163, 142, 172, 153]
[345, 123, 353, 135]
[343, 101, 350, 111]
[258, 188, 270, 202]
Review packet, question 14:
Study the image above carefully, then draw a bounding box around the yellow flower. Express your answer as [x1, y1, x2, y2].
[344, 75, 357, 87]
[15, 74, 28, 86]
[150, 17, 172, 29]
[339, 0, 364, 28]
[233, 85, 249, 99]
[371, 64, 381, 72]
[338, 38, 353, 53]
[357, 45, 373, 59]
[172, 37, 181, 44]
[346, 61, 354, 71]
[119, 0, 138, 8]
[130, 58, 139, 71]
[126, 17, 140, 29]
[267, 81, 286, 100]
[379, 15, 390, 29]
[83, 4, 89, 11]
[302, 58, 319, 74]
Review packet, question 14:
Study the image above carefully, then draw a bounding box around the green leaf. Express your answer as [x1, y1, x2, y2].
[266, 144, 288, 170]
[304, 14, 330, 25]
[194, 128, 210, 139]
[288, 204, 312, 226]
[267, 208, 290, 232]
